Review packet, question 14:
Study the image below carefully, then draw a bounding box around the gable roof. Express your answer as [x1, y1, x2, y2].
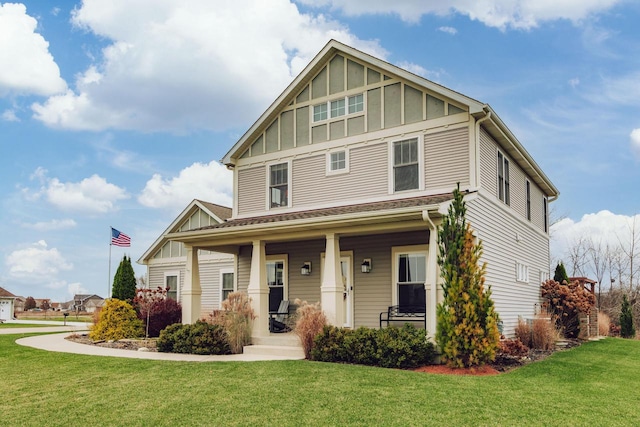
[137, 199, 232, 264]
[74, 294, 103, 302]
[0, 287, 16, 298]
[221, 39, 558, 198]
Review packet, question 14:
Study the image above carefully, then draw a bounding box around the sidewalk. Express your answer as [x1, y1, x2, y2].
[9, 328, 303, 362]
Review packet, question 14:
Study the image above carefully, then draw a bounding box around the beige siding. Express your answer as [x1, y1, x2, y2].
[295, 106, 309, 146]
[237, 166, 266, 215]
[347, 116, 364, 136]
[312, 124, 327, 143]
[330, 120, 345, 140]
[510, 157, 527, 220]
[466, 193, 550, 336]
[530, 181, 546, 231]
[384, 83, 401, 128]
[329, 55, 344, 95]
[347, 59, 364, 90]
[280, 110, 294, 150]
[312, 66, 327, 99]
[292, 143, 388, 208]
[424, 127, 470, 190]
[404, 84, 423, 124]
[479, 127, 498, 197]
[367, 87, 381, 131]
[265, 119, 279, 153]
[237, 245, 252, 293]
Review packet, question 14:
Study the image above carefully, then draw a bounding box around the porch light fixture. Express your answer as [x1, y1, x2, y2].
[301, 261, 312, 276]
[361, 258, 372, 274]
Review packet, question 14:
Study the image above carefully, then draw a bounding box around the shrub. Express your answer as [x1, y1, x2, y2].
[208, 292, 255, 354]
[133, 287, 182, 338]
[293, 299, 327, 359]
[620, 294, 636, 339]
[498, 338, 529, 358]
[311, 324, 436, 369]
[514, 318, 532, 347]
[112, 255, 137, 301]
[541, 279, 595, 338]
[598, 311, 611, 337]
[531, 316, 558, 351]
[157, 321, 230, 355]
[90, 299, 144, 341]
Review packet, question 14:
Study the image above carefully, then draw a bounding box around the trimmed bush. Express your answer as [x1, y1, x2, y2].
[293, 300, 327, 359]
[133, 287, 182, 338]
[311, 324, 436, 369]
[157, 321, 230, 355]
[90, 299, 144, 341]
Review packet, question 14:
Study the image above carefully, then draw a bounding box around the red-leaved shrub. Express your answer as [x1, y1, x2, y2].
[133, 287, 182, 338]
[541, 279, 595, 338]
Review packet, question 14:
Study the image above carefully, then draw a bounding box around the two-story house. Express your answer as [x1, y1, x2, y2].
[162, 40, 558, 339]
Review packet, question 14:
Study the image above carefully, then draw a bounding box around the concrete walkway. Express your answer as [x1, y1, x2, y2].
[4, 320, 303, 362]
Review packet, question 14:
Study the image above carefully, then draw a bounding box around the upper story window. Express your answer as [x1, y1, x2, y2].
[498, 151, 510, 205]
[526, 180, 532, 221]
[327, 149, 349, 175]
[393, 138, 419, 192]
[313, 93, 364, 123]
[543, 197, 549, 233]
[269, 162, 289, 208]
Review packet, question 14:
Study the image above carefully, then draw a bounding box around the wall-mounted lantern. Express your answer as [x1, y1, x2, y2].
[361, 258, 372, 274]
[301, 261, 312, 276]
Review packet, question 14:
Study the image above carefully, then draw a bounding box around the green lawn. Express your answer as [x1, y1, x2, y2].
[0, 323, 54, 328]
[1, 335, 639, 426]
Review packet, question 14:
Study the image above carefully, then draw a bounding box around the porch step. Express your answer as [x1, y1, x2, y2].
[252, 333, 300, 347]
[242, 344, 305, 359]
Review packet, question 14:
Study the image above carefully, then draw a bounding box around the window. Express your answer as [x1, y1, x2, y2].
[220, 269, 234, 304]
[498, 151, 510, 205]
[313, 104, 327, 122]
[543, 197, 549, 233]
[516, 262, 529, 283]
[396, 252, 426, 313]
[326, 150, 349, 175]
[313, 93, 363, 122]
[266, 258, 287, 313]
[526, 180, 531, 221]
[540, 270, 550, 284]
[393, 138, 419, 192]
[330, 99, 345, 118]
[348, 94, 364, 114]
[269, 163, 288, 208]
[165, 272, 179, 301]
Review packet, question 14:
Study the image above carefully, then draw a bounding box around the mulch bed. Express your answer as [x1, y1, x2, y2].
[66, 333, 158, 352]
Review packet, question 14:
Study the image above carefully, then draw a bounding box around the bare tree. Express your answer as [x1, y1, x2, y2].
[566, 236, 589, 277]
[586, 238, 609, 308]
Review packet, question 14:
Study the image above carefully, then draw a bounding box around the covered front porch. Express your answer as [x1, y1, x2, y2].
[167, 196, 452, 339]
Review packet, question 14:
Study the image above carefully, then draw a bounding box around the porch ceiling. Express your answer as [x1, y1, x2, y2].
[166, 194, 452, 250]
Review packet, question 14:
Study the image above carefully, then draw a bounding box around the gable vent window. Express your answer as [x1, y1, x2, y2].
[498, 151, 510, 206]
[269, 163, 288, 208]
[393, 138, 419, 192]
[516, 262, 529, 283]
[526, 180, 532, 221]
[330, 99, 345, 118]
[313, 93, 364, 123]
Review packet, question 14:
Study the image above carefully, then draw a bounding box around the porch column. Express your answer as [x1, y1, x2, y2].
[426, 226, 439, 337]
[182, 245, 201, 324]
[321, 233, 343, 326]
[247, 240, 269, 337]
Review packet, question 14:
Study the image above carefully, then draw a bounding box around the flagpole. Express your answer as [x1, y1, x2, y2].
[108, 226, 112, 299]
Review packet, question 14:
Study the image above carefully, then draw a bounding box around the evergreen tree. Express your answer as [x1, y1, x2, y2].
[112, 255, 137, 301]
[553, 262, 569, 284]
[436, 184, 500, 368]
[620, 294, 636, 339]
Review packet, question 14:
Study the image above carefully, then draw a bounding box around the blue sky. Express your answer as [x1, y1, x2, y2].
[1, 0, 639, 301]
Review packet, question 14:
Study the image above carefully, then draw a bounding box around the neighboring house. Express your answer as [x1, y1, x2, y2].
[0, 287, 17, 320]
[138, 199, 235, 316]
[162, 40, 558, 338]
[34, 298, 51, 310]
[73, 295, 105, 313]
[13, 296, 25, 313]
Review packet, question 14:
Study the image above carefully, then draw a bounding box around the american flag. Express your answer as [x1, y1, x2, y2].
[111, 228, 131, 247]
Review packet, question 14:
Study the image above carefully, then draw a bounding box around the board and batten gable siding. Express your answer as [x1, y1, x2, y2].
[237, 166, 266, 216]
[292, 143, 388, 208]
[147, 256, 234, 314]
[466, 193, 550, 336]
[424, 127, 470, 190]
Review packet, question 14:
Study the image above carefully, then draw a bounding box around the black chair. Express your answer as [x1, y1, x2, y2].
[269, 300, 291, 333]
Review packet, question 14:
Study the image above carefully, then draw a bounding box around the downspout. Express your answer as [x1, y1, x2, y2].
[474, 108, 492, 190]
[422, 210, 438, 338]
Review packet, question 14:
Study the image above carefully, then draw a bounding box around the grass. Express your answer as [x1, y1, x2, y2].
[1, 335, 639, 426]
[0, 323, 55, 328]
[17, 315, 93, 323]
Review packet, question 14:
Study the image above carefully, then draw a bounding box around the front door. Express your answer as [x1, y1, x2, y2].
[341, 256, 353, 328]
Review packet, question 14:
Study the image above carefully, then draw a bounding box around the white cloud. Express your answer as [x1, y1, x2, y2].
[569, 78, 580, 87]
[1, 109, 19, 122]
[6, 240, 73, 279]
[20, 219, 77, 231]
[139, 161, 232, 210]
[23, 169, 129, 214]
[631, 129, 640, 160]
[67, 282, 89, 297]
[438, 26, 458, 35]
[395, 61, 442, 81]
[31, 0, 385, 132]
[299, 0, 620, 30]
[0, 3, 67, 96]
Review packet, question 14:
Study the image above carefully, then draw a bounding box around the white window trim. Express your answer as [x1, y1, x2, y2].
[516, 262, 529, 284]
[312, 93, 365, 124]
[326, 148, 350, 176]
[265, 160, 292, 210]
[391, 245, 428, 307]
[496, 148, 510, 206]
[164, 270, 180, 301]
[219, 268, 235, 308]
[266, 254, 288, 305]
[525, 179, 532, 221]
[388, 135, 425, 194]
[540, 270, 550, 285]
[543, 196, 549, 233]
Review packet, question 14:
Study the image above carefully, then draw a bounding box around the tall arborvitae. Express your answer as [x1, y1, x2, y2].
[436, 184, 500, 368]
[112, 255, 137, 301]
[554, 262, 570, 284]
[620, 294, 636, 339]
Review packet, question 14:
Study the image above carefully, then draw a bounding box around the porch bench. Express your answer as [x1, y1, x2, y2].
[379, 305, 426, 329]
